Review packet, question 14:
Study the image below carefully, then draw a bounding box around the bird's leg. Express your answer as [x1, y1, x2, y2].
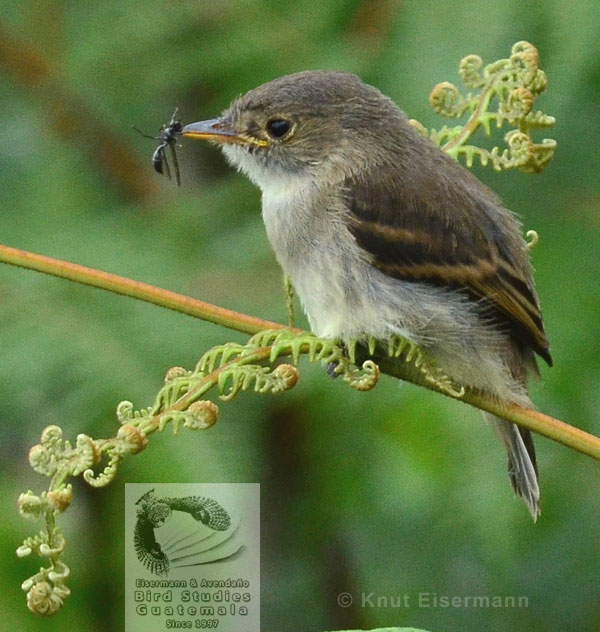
[283, 274, 295, 327]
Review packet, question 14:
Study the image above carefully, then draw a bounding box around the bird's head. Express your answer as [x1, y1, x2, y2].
[182, 70, 406, 189]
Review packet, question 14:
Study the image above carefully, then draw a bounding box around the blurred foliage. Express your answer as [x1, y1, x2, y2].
[1, 1, 599, 631]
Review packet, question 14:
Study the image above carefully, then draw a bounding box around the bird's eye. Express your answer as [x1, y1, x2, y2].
[266, 119, 292, 139]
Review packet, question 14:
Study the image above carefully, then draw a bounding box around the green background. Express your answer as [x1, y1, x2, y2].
[1, 1, 598, 630]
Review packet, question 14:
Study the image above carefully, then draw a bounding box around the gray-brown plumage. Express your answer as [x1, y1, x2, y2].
[183, 71, 551, 519]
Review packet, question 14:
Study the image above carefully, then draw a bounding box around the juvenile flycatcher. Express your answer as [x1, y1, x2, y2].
[182, 71, 551, 520]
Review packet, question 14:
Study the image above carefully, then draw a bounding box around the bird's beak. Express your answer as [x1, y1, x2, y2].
[182, 118, 266, 147]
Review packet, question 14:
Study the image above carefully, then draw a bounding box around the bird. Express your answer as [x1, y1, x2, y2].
[133, 489, 231, 575]
[182, 70, 552, 520]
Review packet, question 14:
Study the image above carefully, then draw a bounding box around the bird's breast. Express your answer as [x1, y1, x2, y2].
[260, 181, 384, 339]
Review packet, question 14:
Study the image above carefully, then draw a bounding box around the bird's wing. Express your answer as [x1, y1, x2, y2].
[165, 496, 231, 531]
[134, 515, 169, 575]
[343, 166, 552, 365]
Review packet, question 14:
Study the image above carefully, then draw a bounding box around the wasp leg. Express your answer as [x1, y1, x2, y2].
[169, 142, 181, 186]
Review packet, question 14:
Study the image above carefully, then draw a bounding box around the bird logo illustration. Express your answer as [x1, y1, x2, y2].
[133, 489, 234, 576]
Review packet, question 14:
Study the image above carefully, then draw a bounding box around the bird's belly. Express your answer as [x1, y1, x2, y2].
[261, 183, 413, 341]
[292, 258, 362, 339]
[288, 246, 402, 342]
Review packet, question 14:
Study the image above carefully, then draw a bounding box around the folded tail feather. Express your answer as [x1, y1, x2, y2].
[485, 412, 540, 521]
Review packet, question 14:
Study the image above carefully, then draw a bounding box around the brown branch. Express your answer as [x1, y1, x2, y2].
[2, 242, 599, 461]
[0, 243, 285, 335]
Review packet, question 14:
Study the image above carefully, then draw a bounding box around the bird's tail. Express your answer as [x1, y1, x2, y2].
[484, 412, 540, 521]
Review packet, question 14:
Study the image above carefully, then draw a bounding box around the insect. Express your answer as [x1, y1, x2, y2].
[136, 108, 183, 185]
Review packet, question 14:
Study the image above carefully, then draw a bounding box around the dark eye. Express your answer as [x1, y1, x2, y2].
[266, 119, 291, 139]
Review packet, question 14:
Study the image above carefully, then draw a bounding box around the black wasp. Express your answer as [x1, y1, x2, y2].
[136, 109, 183, 185]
